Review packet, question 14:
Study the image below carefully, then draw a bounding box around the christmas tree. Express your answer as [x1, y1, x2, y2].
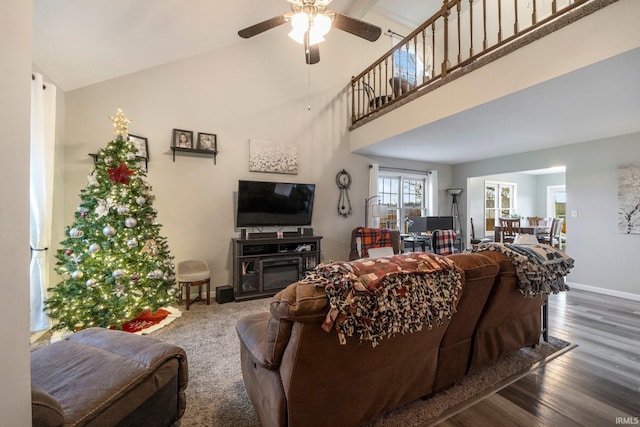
[45, 109, 176, 331]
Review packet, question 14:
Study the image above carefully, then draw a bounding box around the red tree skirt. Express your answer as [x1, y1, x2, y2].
[120, 307, 181, 334]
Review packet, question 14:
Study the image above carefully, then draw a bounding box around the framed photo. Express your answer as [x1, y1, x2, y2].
[172, 129, 194, 149]
[128, 134, 149, 160]
[197, 133, 217, 152]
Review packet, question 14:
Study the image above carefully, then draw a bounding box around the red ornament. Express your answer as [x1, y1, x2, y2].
[107, 162, 134, 185]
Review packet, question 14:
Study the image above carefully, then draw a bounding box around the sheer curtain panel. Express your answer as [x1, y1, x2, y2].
[30, 73, 56, 332]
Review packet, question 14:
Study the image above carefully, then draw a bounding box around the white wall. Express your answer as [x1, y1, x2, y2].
[0, 0, 33, 424]
[62, 22, 451, 290]
[455, 132, 640, 299]
[535, 173, 566, 217]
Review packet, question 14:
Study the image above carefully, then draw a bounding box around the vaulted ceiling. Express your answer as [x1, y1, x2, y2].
[33, 0, 438, 92]
[33, 0, 640, 165]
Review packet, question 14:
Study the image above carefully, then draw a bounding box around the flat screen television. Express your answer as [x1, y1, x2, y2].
[236, 180, 316, 227]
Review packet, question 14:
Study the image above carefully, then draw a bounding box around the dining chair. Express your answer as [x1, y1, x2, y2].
[526, 216, 543, 226]
[431, 229, 457, 255]
[470, 218, 491, 247]
[499, 218, 521, 243]
[539, 218, 564, 249]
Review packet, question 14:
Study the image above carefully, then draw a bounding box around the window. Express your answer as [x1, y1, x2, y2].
[391, 37, 432, 86]
[484, 181, 517, 235]
[547, 185, 566, 219]
[378, 173, 428, 232]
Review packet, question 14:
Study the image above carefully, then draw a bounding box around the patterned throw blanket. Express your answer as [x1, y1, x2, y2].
[431, 229, 457, 255]
[302, 253, 462, 347]
[470, 242, 574, 297]
[354, 227, 392, 258]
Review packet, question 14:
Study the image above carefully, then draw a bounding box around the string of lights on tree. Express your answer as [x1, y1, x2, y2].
[45, 109, 176, 331]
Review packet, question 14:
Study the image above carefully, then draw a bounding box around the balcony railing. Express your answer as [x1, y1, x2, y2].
[350, 0, 600, 126]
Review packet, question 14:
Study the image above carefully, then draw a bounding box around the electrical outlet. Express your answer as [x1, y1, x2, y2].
[571, 210, 578, 218]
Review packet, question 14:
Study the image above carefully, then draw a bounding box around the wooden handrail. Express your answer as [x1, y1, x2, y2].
[350, 0, 595, 126]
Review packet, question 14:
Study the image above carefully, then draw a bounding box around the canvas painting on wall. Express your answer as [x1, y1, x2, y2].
[618, 163, 640, 234]
[249, 138, 299, 175]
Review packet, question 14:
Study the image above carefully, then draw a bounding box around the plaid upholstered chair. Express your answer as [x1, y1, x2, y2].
[430, 229, 458, 255]
[348, 227, 401, 260]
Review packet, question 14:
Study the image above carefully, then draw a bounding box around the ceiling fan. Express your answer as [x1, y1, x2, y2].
[238, 0, 382, 65]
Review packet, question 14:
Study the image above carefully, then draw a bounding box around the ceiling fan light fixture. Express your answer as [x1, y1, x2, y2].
[290, 11, 309, 32]
[307, 28, 326, 45]
[288, 27, 306, 44]
[312, 13, 332, 37]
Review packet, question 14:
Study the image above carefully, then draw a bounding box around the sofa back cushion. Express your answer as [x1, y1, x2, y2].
[468, 250, 547, 372]
[441, 253, 499, 346]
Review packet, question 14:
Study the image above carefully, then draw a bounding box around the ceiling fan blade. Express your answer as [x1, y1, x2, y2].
[306, 44, 320, 65]
[238, 15, 288, 39]
[332, 12, 382, 42]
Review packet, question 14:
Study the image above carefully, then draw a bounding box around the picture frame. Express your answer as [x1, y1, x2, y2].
[128, 134, 149, 160]
[197, 132, 217, 152]
[249, 138, 299, 175]
[172, 129, 194, 149]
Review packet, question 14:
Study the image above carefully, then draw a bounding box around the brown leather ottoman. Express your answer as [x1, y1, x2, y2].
[31, 327, 188, 427]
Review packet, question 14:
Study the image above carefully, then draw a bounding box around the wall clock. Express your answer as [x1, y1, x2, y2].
[336, 169, 352, 217]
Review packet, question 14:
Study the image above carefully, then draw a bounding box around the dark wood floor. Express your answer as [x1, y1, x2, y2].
[438, 289, 640, 426]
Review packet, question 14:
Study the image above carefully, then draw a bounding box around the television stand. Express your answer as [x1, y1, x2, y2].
[232, 235, 322, 301]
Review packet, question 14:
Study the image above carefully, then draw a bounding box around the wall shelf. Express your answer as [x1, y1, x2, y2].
[171, 147, 218, 164]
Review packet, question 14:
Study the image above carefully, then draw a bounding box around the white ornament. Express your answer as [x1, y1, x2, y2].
[86, 279, 96, 287]
[103, 156, 113, 164]
[125, 217, 137, 228]
[71, 270, 84, 279]
[77, 206, 89, 214]
[95, 197, 114, 218]
[168, 288, 177, 296]
[117, 205, 130, 215]
[146, 269, 163, 279]
[88, 243, 101, 253]
[87, 171, 98, 187]
[113, 284, 125, 297]
[69, 228, 84, 238]
[112, 269, 124, 278]
[102, 226, 116, 236]
[126, 152, 136, 160]
[127, 238, 138, 248]
[136, 196, 146, 205]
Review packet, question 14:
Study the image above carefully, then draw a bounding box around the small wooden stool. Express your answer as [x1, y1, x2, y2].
[177, 259, 210, 310]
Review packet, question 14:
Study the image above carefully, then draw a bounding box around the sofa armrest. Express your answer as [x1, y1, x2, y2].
[32, 383, 65, 427]
[237, 280, 329, 370]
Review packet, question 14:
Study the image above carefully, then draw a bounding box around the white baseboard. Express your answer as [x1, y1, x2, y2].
[567, 281, 640, 302]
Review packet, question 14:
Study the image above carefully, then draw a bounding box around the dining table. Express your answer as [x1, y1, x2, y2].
[493, 225, 550, 242]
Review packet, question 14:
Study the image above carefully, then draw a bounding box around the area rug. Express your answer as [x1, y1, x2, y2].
[149, 298, 574, 427]
[44, 306, 182, 343]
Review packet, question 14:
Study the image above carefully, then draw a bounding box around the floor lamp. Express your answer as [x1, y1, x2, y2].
[365, 195, 386, 227]
[447, 188, 463, 243]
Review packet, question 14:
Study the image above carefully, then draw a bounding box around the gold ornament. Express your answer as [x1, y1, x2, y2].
[109, 108, 131, 139]
[141, 239, 158, 256]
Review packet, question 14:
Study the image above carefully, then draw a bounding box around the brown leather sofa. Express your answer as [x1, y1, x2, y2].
[31, 327, 188, 427]
[236, 251, 549, 427]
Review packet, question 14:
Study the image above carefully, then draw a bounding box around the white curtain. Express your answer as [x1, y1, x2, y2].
[30, 73, 56, 332]
[427, 170, 438, 215]
[368, 163, 380, 227]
